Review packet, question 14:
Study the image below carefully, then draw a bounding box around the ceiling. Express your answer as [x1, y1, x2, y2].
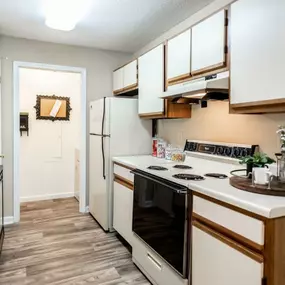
[0, 0, 215, 53]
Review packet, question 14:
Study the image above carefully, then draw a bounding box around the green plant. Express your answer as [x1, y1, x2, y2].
[239, 152, 275, 167]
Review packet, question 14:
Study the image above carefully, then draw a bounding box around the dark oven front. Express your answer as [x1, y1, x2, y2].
[132, 169, 190, 278]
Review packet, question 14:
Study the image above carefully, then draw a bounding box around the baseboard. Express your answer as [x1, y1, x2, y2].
[20, 192, 75, 203]
[4, 216, 15, 225]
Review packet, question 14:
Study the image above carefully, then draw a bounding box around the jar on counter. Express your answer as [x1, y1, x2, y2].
[171, 149, 186, 162]
[165, 145, 173, 160]
[157, 140, 167, 158]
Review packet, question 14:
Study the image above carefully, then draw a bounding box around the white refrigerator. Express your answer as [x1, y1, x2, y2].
[89, 97, 152, 231]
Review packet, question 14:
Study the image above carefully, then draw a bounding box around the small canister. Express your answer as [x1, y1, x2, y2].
[165, 144, 173, 160]
[157, 140, 166, 158]
[152, 137, 158, 157]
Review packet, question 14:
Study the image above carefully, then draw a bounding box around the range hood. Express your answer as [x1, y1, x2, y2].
[162, 71, 229, 107]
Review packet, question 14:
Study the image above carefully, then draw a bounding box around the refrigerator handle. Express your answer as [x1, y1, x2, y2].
[101, 97, 106, 180]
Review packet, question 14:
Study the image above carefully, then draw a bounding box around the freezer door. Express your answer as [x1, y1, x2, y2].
[89, 134, 110, 231]
[89, 98, 110, 135]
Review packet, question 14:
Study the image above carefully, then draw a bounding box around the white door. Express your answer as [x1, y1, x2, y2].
[230, 0, 285, 104]
[89, 135, 110, 231]
[192, 222, 264, 285]
[191, 10, 226, 74]
[113, 68, 124, 93]
[138, 44, 165, 116]
[167, 29, 191, 83]
[123, 60, 137, 89]
[113, 181, 133, 245]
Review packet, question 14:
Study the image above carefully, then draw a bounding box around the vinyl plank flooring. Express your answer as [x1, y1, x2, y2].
[0, 198, 151, 285]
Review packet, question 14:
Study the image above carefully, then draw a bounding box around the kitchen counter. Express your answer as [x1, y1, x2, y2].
[113, 155, 285, 219]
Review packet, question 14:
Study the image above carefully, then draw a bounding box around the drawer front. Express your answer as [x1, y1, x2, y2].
[132, 236, 187, 285]
[114, 164, 134, 183]
[193, 196, 264, 246]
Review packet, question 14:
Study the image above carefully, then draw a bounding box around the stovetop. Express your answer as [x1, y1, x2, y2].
[173, 174, 205, 181]
[147, 166, 168, 171]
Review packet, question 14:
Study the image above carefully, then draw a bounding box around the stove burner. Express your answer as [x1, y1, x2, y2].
[173, 174, 205, 181]
[147, 166, 168, 171]
[173, 165, 192, 169]
[204, 173, 228, 179]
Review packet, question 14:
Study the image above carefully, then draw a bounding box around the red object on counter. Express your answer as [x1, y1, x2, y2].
[152, 138, 158, 157]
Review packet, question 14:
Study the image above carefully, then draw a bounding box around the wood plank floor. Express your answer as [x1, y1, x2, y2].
[0, 198, 151, 285]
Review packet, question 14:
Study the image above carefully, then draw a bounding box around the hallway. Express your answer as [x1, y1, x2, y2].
[0, 198, 150, 285]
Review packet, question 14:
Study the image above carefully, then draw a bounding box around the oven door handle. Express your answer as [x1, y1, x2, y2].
[131, 170, 188, 194]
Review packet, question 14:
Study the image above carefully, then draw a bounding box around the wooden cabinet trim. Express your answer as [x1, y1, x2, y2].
[193, 220, 264, 263]
[139, 112, 165, 119]
[193, 212, 264, 253]
[193, 191, 267, 222]
[113, 88, 125, 95]
[191, 62, 226, 76]
[167, 73, 191, 85]
[114, 162, 135, 171]
[264, 217, 285, 285]
[114, 175, 133, 190]
[231, 98, 285, 114]
[113, 84, 138, 96]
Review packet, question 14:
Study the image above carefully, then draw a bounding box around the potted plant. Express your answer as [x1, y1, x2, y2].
[239, 152, 276, 177]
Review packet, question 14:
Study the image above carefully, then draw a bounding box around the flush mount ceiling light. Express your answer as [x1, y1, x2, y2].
[44, 0, 92, 31]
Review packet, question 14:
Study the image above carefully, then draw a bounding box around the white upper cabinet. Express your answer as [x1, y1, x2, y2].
[123, 60, 137, 89]
[138, 45, 165, 116]
[113, 59, 138, 94]
[113, 68, 124, 94]
[167, 29, 191, 83]
[191, 10, 227, 74]
[192, 223, 263, 285]
[231, 0, 285, 105]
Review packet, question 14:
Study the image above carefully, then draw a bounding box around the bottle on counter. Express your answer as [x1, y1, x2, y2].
[157, 139, 167, 158]
[165, 144, 173, 160]
[152, 137, 158, 157]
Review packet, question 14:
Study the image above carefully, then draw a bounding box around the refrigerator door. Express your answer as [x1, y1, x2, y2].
[89, 134, 110, 231]
[90, 98, 110, 135]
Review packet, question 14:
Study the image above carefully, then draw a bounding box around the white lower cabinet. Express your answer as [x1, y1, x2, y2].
[192, 222, 264, 285]
[132, 235, 187, 285]
[113, 181, 134, 245]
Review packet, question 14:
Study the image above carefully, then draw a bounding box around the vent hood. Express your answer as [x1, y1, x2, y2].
[162, 71, 229, 105]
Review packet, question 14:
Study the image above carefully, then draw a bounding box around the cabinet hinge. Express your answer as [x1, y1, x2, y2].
[224, 45, 228, 54]
[225, 17, 229, 27]
[262, 277, 267, 285]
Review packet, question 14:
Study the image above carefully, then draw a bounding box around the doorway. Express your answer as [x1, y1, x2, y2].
[13, 62, 87, 222]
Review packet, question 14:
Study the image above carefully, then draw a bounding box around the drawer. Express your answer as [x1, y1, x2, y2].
[132, 236, 187, 285]
[114, 163, 134, 183]
[193, 196, 265, 246]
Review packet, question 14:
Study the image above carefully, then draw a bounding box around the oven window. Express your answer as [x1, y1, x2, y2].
[133, 172, 187, 277]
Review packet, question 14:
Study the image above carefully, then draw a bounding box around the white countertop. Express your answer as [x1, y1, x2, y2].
[113, 154, 285, 219]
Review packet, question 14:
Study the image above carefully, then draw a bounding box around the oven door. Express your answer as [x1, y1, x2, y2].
[132, 169, 189, 278]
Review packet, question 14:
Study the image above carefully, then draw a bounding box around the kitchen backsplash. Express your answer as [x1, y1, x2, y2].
[158, 101, 285, 158]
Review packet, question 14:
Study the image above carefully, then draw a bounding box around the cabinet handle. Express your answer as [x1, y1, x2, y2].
[147, 252, 162, 271]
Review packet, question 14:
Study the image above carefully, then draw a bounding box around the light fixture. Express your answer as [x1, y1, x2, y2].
[44, 0, 92, 31]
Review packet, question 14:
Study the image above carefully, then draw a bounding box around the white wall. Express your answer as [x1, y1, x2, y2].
[133, 0, 285, 158]
[19, 68, 81, 202]
[0, 35, 131, 217]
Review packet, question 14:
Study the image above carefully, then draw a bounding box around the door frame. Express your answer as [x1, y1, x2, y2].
[13, 61, 87, 222]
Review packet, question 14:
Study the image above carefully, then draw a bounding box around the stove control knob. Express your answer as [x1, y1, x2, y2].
[233, 148, 241, 158]
[224, 147, 232, 157]
[216, 146, 224, 155]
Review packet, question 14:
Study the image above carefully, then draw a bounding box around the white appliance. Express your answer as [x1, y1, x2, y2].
[89, 97, 152, 231]
[162, 71, 229, 99]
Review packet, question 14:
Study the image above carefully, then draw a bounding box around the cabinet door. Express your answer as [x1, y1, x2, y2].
[138, 45, 165, 116]
[113, 68, 124, 94]
[113, 181, 133, 245]
[231, 0, 285, 105]
[191, 10, 227, 75]
[123, 60, 137, 90]
[192, 222, 263, 285]
[167, 29, 191, 84]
